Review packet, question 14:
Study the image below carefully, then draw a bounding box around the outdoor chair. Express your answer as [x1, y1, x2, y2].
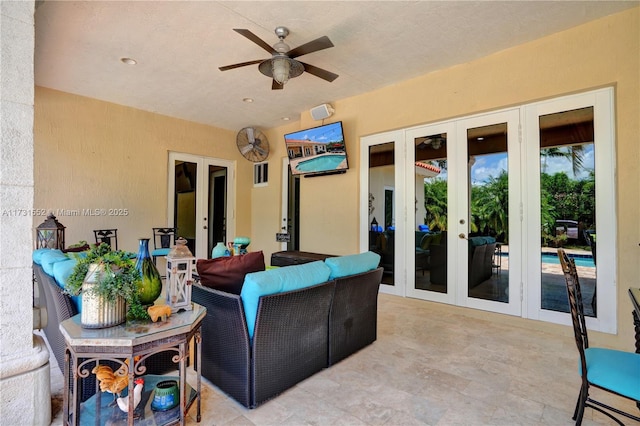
[558, 248, 640, 425]
[93, 229, 118, 250]
[152, 227, 176, 266]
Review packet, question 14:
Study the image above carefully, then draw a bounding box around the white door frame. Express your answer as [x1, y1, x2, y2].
[454, 109, 521, 316]
[523, 87, 616, 333]
[280, 156, 289, 251]
[167, 152, 236, 259]
[360, 130, 405, 297]
[360, 87, 616, 332]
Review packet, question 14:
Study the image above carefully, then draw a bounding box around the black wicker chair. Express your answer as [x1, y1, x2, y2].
[558, 249, 640, 425]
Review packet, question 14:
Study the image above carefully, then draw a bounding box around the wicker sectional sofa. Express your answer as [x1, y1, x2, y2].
[191, 252, 383, 408]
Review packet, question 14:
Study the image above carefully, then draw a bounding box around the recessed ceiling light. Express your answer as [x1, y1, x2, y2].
[120, 57, 137, 65]
[477, 137, 485, 141]
[242, 98, 254, 103]
[281, 117, 290, 121]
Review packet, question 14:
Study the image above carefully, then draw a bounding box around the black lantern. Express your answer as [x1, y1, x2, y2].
[35, 213, 66, 250]
[370, 217, 379, 232]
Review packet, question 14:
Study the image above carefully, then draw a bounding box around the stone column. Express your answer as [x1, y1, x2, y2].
[0, 1, 51, 424]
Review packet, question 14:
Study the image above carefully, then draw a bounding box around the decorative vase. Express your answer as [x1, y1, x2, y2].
[81, 263, 126, 328]
[135, 238, 162, 305]
[212, 242, 227, 258]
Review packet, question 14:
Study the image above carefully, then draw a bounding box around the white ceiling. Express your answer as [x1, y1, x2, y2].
[34, 1, 637, 132]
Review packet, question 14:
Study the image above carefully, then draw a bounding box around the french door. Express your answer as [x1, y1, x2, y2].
[361, 88, 615, 330]
[402, 110, 521, 316]
[167, 152, 236, 259]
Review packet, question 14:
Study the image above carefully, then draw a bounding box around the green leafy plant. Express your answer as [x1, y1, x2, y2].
[65, 243, 150, 321]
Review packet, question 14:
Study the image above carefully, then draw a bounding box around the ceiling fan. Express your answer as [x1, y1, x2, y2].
[219, 26, 339, 90]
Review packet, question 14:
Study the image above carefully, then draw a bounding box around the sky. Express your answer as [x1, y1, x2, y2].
[427, 144, 595, 184]
[473, 145, 595, 184]
[285, 122, 344, 144]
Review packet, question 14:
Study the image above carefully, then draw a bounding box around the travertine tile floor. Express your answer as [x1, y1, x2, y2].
[50, 294, 639, 425]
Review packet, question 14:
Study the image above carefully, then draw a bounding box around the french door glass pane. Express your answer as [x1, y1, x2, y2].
[369, 142, 395, 286]
[467, 123, 509, 303]
[174, 160, 197, 255]
[539, 107, 596, 317]
[414, 134, 448, 294]
[208, 166, 227, 258]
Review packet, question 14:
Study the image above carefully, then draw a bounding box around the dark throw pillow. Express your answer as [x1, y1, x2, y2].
[196, 251, 265, 294]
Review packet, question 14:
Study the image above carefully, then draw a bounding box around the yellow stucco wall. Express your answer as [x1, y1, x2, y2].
[33, 88, 254, 252]
[35, 7, 638, 349]
[263, 7, 639, 348]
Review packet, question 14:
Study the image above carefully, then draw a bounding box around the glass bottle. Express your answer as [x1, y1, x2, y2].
[135, 238, 162, 305]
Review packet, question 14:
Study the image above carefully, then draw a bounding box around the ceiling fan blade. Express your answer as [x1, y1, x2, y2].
[272, 79, 284, 90]
[233, 29, 276, 54]
[298, 62, 339, 82]
[219, 59, 263, 71]
[287, 36, 334, 58]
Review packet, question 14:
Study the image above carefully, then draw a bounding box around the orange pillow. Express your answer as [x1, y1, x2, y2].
[196, 251, 265, 294]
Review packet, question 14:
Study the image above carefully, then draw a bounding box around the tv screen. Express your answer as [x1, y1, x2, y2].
[284, 121, 348, 176]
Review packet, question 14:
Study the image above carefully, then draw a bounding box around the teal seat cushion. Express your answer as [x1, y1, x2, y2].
[39, 250, 69, 276]
[583, 347, 640, 400]
[151, 248, 171, 257]
[468, 236, 487, 247]
[324, 251, 381, 280]
[240, 260, 331, 338]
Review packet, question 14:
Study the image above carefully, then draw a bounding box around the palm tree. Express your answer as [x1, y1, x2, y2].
[541, 145, 585, 176]
[471, 171, 508, 240]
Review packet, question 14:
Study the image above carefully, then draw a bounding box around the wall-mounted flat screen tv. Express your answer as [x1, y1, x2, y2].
[284, 121, 348, 177]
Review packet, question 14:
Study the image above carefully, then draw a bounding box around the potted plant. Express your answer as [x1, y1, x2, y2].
[65, 243, 150, 327]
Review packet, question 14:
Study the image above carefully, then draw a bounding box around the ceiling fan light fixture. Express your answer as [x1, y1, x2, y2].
[259, 56, 304, 85]
[272, 56, 290, 84]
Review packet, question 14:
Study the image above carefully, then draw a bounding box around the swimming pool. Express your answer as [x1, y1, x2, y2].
[501, 252, 595, 268]
[296, 154, 346, 173]
[542, 253, 595, 267]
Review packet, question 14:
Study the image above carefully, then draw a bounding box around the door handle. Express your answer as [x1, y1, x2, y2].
[459, 233, 468, 240]
[203, 225, 208, 229]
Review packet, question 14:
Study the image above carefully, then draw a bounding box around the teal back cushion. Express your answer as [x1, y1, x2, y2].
[324, 251, 381, 280]
[52, 258, 81, 311]
[33, 248, 52, 265]
[240, 260, 331, 338]
[52, 258, 76, 288]
[39, 250, 69, 276]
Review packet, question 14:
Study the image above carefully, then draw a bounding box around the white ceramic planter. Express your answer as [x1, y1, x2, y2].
[80, 263, 126, 328]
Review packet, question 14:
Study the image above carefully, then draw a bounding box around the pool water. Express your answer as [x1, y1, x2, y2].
[501, 252, 595, 268]
[296, 154, 346, 172]
[542, 253, 595, 268]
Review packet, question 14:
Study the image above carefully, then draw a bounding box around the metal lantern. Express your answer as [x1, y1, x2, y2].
[35, 213, 66, 249]
[165, 237, 194, 312]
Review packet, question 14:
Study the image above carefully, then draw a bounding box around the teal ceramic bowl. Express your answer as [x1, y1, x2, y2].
[233, 236, 251, 249]
[151, 380, 179, 411]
